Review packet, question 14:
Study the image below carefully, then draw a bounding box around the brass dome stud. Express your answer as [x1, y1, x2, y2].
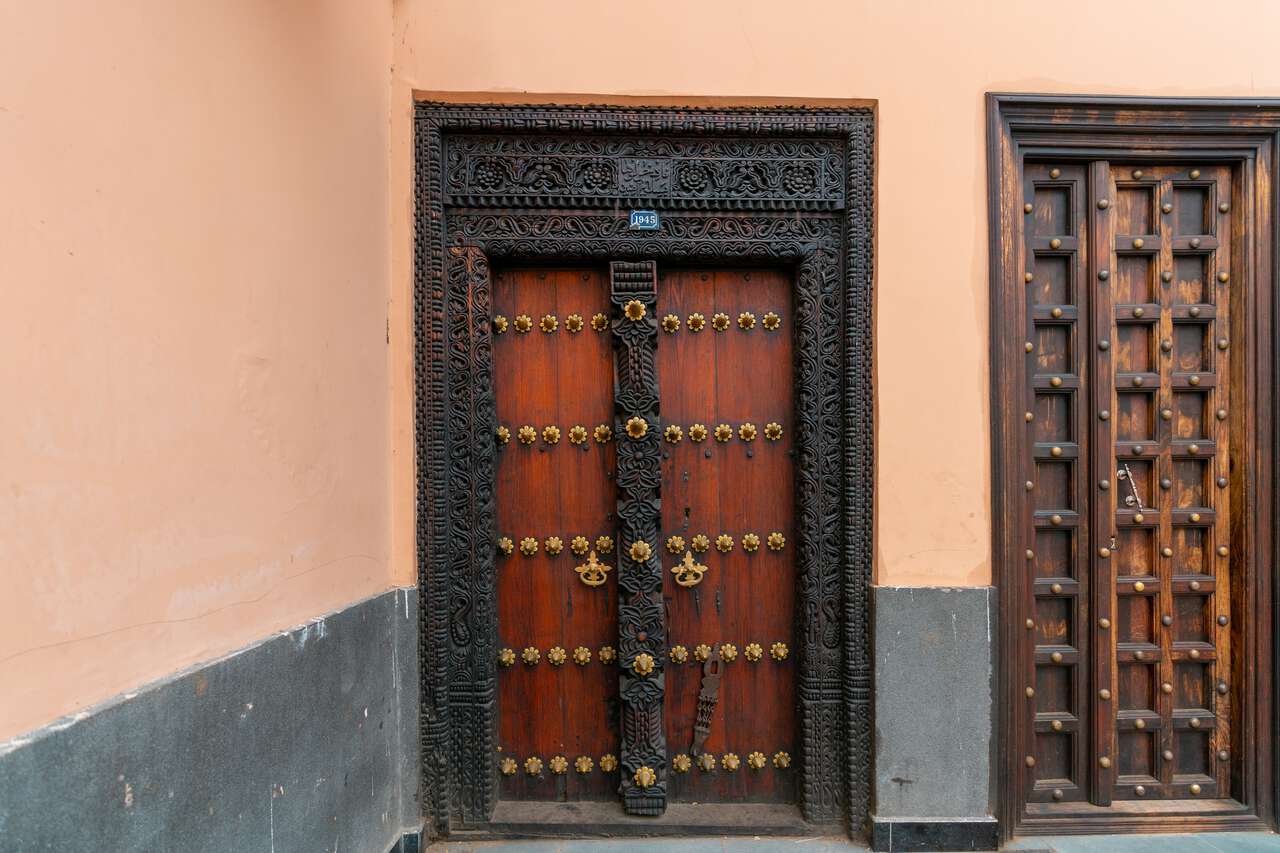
[711, 312, 731, 332]
[494, 315, 509, 335]
[662, 314, 681, 333]
[572, 646, 592, 666]
[549, 755, 569, 775]
[518, 425, 537, 445]
[714, 423, 733, 442]
[565, 313, 584, 333]
[1050, 238, 1062, 250]
[1190, 169, 1201, 179]
[496, 425, 511, 444]
[768, 531, 786, 551]
[1024, 203, 1034, 214]
[568, 425, 588, 445]
[763, 312, 781, 331]
[521, 647, 540, 666]
[1099, 756, 1112, 769]
[545, 536, 563, 555]
[598, 646, 617, 665]
[624, 299, 647, 322]
[721, 753, 741, 772]
[691, 534, 711, 553]
[590, 312, 609, 332]
[688, 423, 708, 443]
[716, 534, 735, 553]
[1133, 238, 1144, 249]
[764, 422, 783, 441]
[632, 653, 655, 676]
[770, 642, 789, 661]
[498, 648, 516, 667]
[738, 423, 757, 442]
[773, 751, 792, 769]
[498, 536, 514, 556]
[671, 754, 692, 773]
[626, 416, 649, 440]
[599, 754, 618, 773]
[1049, 168, 1061, 179]
[747, 751, 767, 770]
[1190, 783, 1202, 795]
[1162, 202, 1173, 214]
[519, 537, 538, 556]
[687, 312, 706, 332]
[500, 757, 518, 776]
[629, 540, 652, 562]
[664, 424, 684, 444]
[669, 645, 689, 664]
[574, 756, 594, 774]
[596, 535, 614, 554]
[738, 312, 756, 330]
[745, 643, 764, 662]
[743, 533, 761, 552]
[634, 766, 657, 788]
[539, 314, 559, 333]
[696, 753, 717, 772]
[593, 424, 613, 444]
[514, 314, 534, 333]
[694, 643, 712, 662]
[667, 535, 686, 554]
[719, 643, 739, 662]
[571, 535, 590, 556]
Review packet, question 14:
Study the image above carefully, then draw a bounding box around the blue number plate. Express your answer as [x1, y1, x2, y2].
[629, 210, 660, 231]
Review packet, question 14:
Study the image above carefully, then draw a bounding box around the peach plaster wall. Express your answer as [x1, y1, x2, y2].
[0, 1, 393, 741]
[389, 0, 1280, 591]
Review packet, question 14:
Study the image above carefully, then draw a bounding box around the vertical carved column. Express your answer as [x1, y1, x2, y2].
[444, 245, 499, 824]
[609, 260, 666, 816]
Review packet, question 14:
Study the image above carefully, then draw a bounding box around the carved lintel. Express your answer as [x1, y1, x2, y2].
[610, 260, 666, 816]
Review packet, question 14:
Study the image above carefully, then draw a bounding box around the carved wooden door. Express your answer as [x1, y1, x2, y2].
[1016, 162, 1240, 818]
[492, 262, 798, 814]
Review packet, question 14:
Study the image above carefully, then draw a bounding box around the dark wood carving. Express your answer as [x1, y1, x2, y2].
[609, 260, 667, 815]
[989, 94, 1277, 840]
[414, 103, 875, 837]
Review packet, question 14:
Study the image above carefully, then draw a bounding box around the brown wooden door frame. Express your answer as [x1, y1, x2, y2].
[413, 102, 875, 838]
[988, 94, 1279, 838]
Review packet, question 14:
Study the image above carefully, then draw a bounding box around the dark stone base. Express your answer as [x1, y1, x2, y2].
[0, 588, 421, 853]
[390, 828, 423, 852]
[870, 816, 999, 852]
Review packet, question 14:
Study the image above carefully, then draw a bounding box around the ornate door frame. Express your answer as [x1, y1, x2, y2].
[988, 94, 1279, 838]
[413, 102, 875, 836]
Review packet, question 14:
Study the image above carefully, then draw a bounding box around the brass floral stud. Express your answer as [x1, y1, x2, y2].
[573, 646, 592, 666]
[714, 423, 733, 442]
[514, 314, 534, 333]
[738, 423, 757, 442]
[543, 425, 560, 445]
[570, 535, 590, 556]
[591, 312, 609, 332]
[662, 314, 681, 333]
[624, 299, 647, 322]
[595, 535, 614, 554]
[540, 314, 558, 333]
[670, 645, 689, 664]
[521, 647, 540, 666]
[745, 642, 763, 662]
[568, 425, 588, 445]
[518, 425, 537, 445]
[599, 754, 618, 772]
[550, 755, 569, 775]
[688, 423, 708, 442]
[598, 646, 617, 665]
[545, 536, 563, 555]
[687, 312, 706, 332]
[548, 646, 567, 666]
[770, 642, 789, 661]
[664, 424, 683, 444]
[711, 312, 731, 332]
[696, 753, 717, 772]
[716, 534, 734, 553]
[633, 652, 655, 676]
[593, 424, 613, 443]
[498, 648, 516, 667]
[738, 311, 756, 330]
[666, 535, 686, 554]
[721, 753, 740, 772]
[767, 532, 786, 551]
[574, 755, 594, 774]
[525, 756, 543, 776]
[691, 534, 710, 553]
[747, 751, 767, 770]
[742, 533, 761, 552]
[773, 751, 791, 769]
[629, 540, 652, 562]
[500, 757, 518, 776]
[626, 416, 648, 440]
[764, 422, 783, 441]
[719, 643, 738, 662]
[763, 312, 781, 331]
[671, 754, 692, 773]
[694, 643, 712, 662]
[634, 766, 657, 788]
[565, 313, 584, 333]
[496, 425, 511, 445]
[497, 536, 514, 556]
[519, 537, 538, 556]
[494, 315, 509, 335]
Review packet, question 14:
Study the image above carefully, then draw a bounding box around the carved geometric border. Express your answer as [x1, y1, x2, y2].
[414, 102, 874, 838]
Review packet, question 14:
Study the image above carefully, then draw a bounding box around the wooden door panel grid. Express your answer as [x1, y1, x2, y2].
[1021, 161, 1237, 809]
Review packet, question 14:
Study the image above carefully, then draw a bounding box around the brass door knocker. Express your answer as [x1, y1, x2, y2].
[575, 551, 612, 587]
[671, 550, 709, 587]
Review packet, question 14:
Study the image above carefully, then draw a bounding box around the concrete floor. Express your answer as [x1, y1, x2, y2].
[429, 832, 1280, 852]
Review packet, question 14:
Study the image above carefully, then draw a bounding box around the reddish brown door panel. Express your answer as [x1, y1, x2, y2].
[493, 267, 620, 800]
[657, 268, 798, 804]
[1014, 161, 1244, 819]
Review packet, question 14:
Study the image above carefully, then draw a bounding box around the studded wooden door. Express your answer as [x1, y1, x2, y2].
[491, 263, 798, 812]
[1015, 162, 1243, 819]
